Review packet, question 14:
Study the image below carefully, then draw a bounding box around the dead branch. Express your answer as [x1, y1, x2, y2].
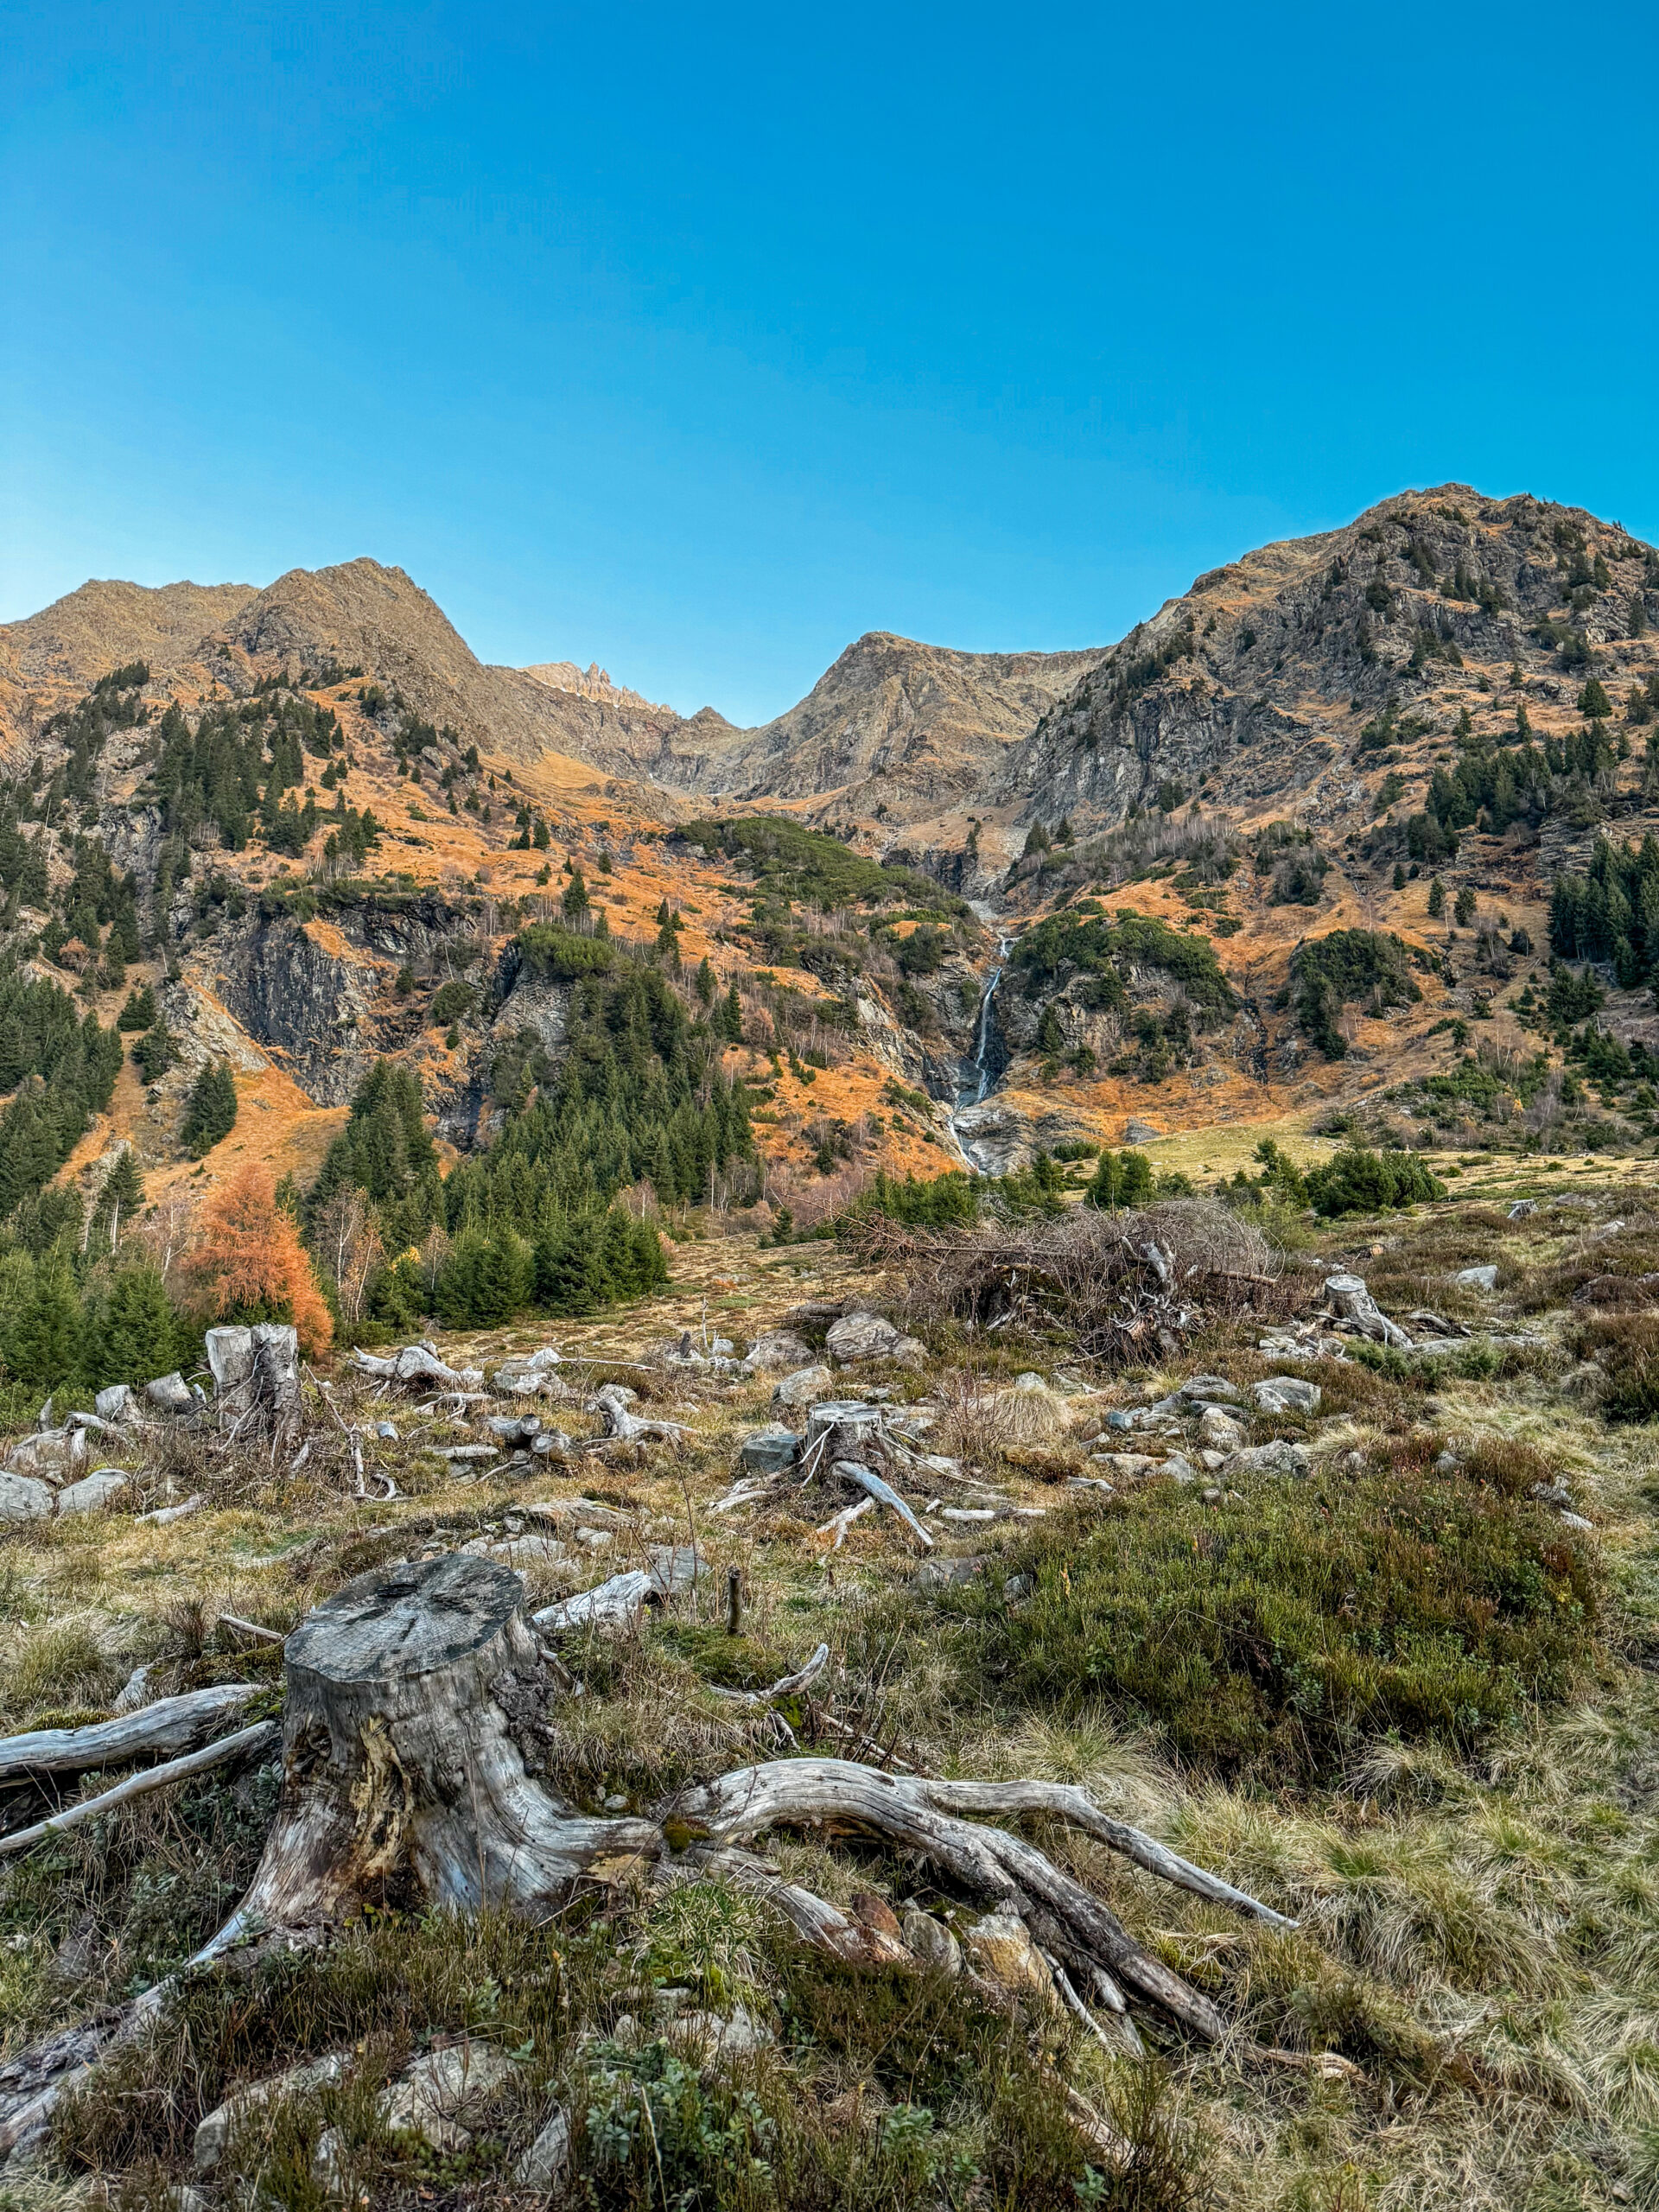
[0, 1722, 279, 1860]
[0, 1687, 264, 1788]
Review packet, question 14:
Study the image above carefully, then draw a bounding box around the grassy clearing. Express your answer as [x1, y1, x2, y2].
[1, 1196, 1657, 2209]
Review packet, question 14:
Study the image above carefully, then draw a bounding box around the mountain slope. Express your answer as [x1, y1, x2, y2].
[997, 484, 1659, 836]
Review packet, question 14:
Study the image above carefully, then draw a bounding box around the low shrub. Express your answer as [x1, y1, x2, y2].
[1305, 1147, 1446, 1217]
[946, 1471, 1597, 1779]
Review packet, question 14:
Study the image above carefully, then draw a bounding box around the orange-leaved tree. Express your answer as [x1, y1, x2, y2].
[187, 1163, 334, 1356]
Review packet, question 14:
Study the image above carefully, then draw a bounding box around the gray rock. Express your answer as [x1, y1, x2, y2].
[145, 1371, 195, 1413]
[1455, 1264, 1499, 1292]
[94, 1382, 138, 1424]
[1179, 1375, 1242, 1405]
[1224, 1440, 1311, 1478]
[901, 1909, 963, 1974]
[1123, 1118, 1162, 1145]
[378, 2041, 516, 2152]
[57, 1471, 128, 1516]
[914, 1555, 984, 1590]
[195, 2054, 352, 2172]
[1529, 1479, 1573, 1508]
[826, 1312, 904, 1363]
[515, 2106, 571, 2190]
[1196, 1405, 1246, 1452]
[1162, 1453, 1198, 1484]
[670, 2004, 774, 2060]
[741, 1329, 815, 1374]
[0, 1471, 54, 1522]
[374, 1420, 399, 1440]
[1103, 1408, 1135, 1432]
[1002, 1572, 1036, 1603]
[1560, 1510, 1594, 1532]
[772, 1363, 833, 1408]
[1509, 1200, 1538, 1220]
[739, 1425, 799, 1474]
[1251, 1376, 1322, 1415]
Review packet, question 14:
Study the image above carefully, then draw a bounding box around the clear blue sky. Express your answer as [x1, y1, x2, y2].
[4, 2, 1656, 726]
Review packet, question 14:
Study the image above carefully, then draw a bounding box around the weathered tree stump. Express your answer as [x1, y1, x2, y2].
[216, 1554, 658, 1948]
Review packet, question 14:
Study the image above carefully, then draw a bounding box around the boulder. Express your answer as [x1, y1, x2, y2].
[1224, 1440, 1312, 1478]
[826, 1312, 903, 1363]
[1251, 1376, 1322, 1415]
[1455, 1264, 1499, 1292]
[739, 1425, 799, 1474]
[901, 1910, 963, 1974]
[963, 1911, 1058, 2006]
[145, 1371, 195, 1414]
[741, 1330, 814, 1374]
[1509, 1199, 1537, 1220]
[378, 2041, 516, 2153]
[1196, 1406, 1246, 1452]
[0, 1471, 54, 1522]
[1179, 1375, 1242, 1405]
[1324, 1274, 1411, 1349]
[4, 1432, 73, 1478]
[669, 2004, 774, 2061]
[57, 1471, 128, 1516]
[515, 2106, 571, 2190]
[194, 2054, 352, 2172]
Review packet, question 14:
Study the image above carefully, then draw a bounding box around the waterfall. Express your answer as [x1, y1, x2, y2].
[948, 937, 1012, 1163]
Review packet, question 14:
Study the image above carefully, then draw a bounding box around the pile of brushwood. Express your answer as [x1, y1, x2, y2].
[846, 1199, 1295, 1363]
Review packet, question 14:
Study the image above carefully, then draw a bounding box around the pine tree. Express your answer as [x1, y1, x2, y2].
[718, 984, 745, 1043]
[84, 1263, 177, 1388]
[133, 1016, 178, 1083]
[181, 1061, 238, 1156]
[5, 1255, 82, 1388]
[1427, 877, 1446, 918]
[562, 868, 588, 922]
[1392, 863, 1407, 891]
[116, 983, 156, 1032]
[92, 1149, 144, 1251]
[1580, 676, 1613, 720]
[1454, 884, 1477, 927]
[1037, 1002, 1065, 1055]
[695, 957, 715, 1007]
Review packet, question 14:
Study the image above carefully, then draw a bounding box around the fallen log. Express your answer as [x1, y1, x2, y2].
[838, 1460, 934, 1550]
[532, 1545, 704, 1634]
[0, 1686, 264, 1787]
[0, 1721, 279, 1859]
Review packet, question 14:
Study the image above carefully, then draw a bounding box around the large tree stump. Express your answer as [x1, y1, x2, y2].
[215, 1554, 658, 1949]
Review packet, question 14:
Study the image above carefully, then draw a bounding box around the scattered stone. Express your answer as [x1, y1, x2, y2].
[374, 1421, 399, 1440]
[772, 1364, 834, 1408]
[1162, 1453, 1198, 1484]
[378, 2041, 516, 2152]
[1251, 1376, 1322, 1415]
[1103, 1408, 1135, 1433]
[1002, 1572, 1036, 1603]
[1197, 1406, 1246, 1452]
[963, 1911, 1058, 2005]
[1509, 1200, 1537, 1220]
[1198, 1449, 1227, 1471]
[1433, 1449, 1461, 1473]
[515, 2106, 571, 2190]
[739, 1425, 800, 1475]
[670, 2004, 774, 2060]
[194, 2054, 352, 2172]
[57, 1470, 128, 1516]
[902, 1908, 963, 1974]
[914, 1556, 984, 1590]
[740, 1330, 815, 1374]
[1455, 1264, 1499, 1292]
[826, 1312, 904, 1363]
[1224, 1440, 1311, 1478]
[1179, 1375, 1242, 1405]
[145, 1372, 195, 1414]
[0, 1471, 54, 1522]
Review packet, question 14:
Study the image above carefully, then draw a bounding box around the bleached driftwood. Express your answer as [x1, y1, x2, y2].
[585, 1382, 692, 1448]
[706, 1642, 830, 1708]
[352, 1344, 483, 1392]
[0, 1686, 263, 1787]
[836, 1460, 933, 1550]
[0, 1722, 278, 1859]
[532, 1545, 704, 1633]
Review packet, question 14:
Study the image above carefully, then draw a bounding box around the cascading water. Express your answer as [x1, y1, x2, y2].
[948, 937, 1012, 1164]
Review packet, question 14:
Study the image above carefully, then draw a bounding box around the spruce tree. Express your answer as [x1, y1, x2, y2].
[1427, 877, 1446, 918]
[181, 1061, 238, 1155]
[719, 984, 745, 1043]
[85, 1263, 177, 1388]
[1579, 677, 1613, 720]
[695, 957, 715, 1007]
[1392, 863, 1407, 891]
[562, 868, 588, 922]
[1454, 884, 1478, 927]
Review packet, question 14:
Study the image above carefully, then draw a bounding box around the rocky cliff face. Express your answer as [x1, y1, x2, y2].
[996, 486, 1658, 835]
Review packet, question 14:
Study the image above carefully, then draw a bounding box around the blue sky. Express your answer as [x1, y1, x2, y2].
[4, 2, 1656, 726]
